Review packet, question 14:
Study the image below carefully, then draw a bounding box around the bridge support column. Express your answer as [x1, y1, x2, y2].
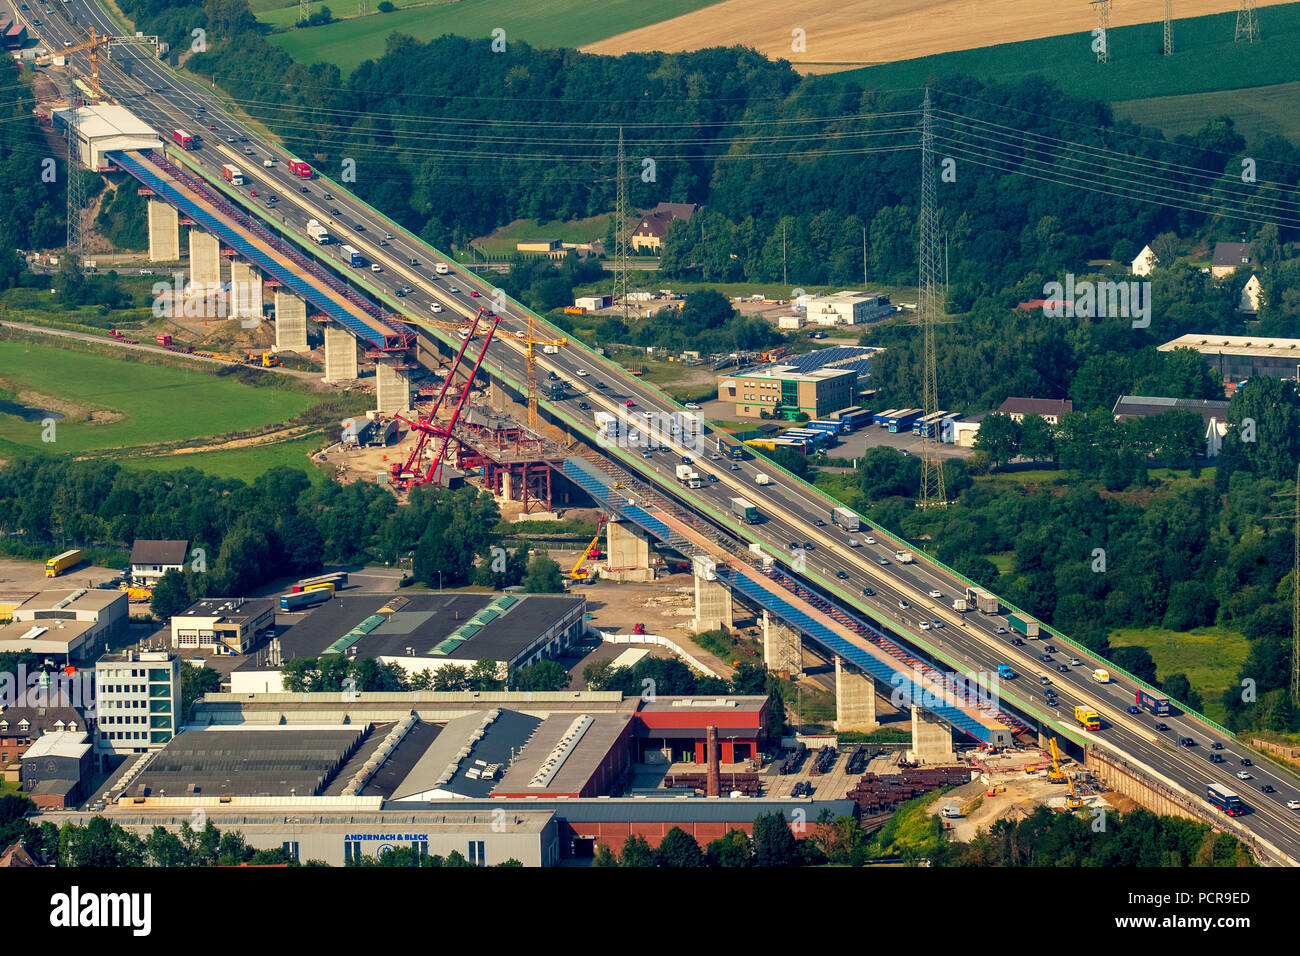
[187, 230, 221, 287]
[229, 261, 263, 323]
[603, 521, 654, 583]
[273, 292, 308, 352]
[692, 568, 733, 634]
[375, 360, 412, 414]
[834, 656, 879, 732]
[909, 708, 955, 764]
[762, 609, 802, 676]
[323, 328, 359, 382]
[147, 200, 179, 262]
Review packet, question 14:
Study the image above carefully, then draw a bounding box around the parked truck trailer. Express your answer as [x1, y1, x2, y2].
[280, 589, 330, 611]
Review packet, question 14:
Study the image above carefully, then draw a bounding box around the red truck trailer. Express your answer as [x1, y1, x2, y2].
[172, 129, 195, 150]
[287, 160, 312, 178]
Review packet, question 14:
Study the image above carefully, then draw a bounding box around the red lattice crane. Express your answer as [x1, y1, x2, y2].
[390, 307, 500, 490]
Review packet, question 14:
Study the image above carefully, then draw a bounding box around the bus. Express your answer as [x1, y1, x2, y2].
[341, 244, 363, 267]
[172, 129, 196, 150]
[1206, 784, 1246, 816]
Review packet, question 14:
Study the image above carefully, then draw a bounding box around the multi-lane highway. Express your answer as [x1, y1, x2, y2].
[26, 0, 1300, 861]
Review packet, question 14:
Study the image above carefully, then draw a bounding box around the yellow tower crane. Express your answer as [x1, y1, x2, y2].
[36, 28, 114, 101]
[520, 310, 567, 431]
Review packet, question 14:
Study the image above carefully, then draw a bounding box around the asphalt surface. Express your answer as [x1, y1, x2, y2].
[25, 0, 1300, 862]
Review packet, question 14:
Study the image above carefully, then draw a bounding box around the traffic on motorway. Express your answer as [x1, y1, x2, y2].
[32, 0, 1300, 860]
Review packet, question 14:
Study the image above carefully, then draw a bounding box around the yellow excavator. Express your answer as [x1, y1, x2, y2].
[1049, 737, 1084, 810]
[569, 517, 607, 582]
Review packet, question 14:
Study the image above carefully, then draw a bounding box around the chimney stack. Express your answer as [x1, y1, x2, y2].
[705, 725, 720, 797]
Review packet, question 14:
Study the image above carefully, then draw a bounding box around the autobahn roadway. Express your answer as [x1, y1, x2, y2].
[37, 0, 1300, 862]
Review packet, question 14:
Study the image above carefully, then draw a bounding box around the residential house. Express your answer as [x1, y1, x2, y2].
[995, 397, 1074, 426]
[129, 539, 189, 587]
[630, 202, 698, 253]
[1131, 244, 1156, 276]
[1211, 242, 1256, 279]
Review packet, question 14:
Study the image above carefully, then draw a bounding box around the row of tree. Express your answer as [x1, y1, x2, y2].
[279, 654, 570, 693]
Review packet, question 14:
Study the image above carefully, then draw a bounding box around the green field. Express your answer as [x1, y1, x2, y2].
[834, 5, 1300, 106]
[0, 341, 316, 455]
[1109, 625, 1249, 724]
[1115, 80, 1300, 144]
[268, 0, 724, 74]
[472, 214, 611, 257]
[121, 436, 329, 484]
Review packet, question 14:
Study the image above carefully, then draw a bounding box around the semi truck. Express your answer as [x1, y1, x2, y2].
[287, 159, 313, 178]
[341, 244, 363, 267]
[44, 549, 82, 578]
[675, 465, 695, 482]
[154, 334, 172, 346]
[1136, 688, 1171, 715]
[831, 507, 860, 531]
[280, 589, 331, 611]
[1074, 705, 1101, 731]
[172, 129, 195, 149]
[686, 474, 703, 489]
[306, 219, 330, 243]
[717, 437, 745, 460]
[220, 163, 244, 185]
[1008, 613, 1039, 638]
[965, 587, 1000, 614]
[730, 497, 760, 524]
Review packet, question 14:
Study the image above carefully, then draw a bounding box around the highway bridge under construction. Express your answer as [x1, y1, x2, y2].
[26, 0, 1300, 867]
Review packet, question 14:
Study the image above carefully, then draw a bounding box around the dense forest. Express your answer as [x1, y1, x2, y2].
[0, 59, 67, 268]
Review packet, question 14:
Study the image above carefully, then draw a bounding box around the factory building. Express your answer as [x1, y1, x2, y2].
[0, 588, 128, 663]
[170, 597, 276, 655]
[719, 365, 856, 421]
[129, 539, 189, 587]
[230, 592, 587, 694]
[51, 105, 162, 173]
[1158, 334, 1300, 384]
[795, 291, 896, 326]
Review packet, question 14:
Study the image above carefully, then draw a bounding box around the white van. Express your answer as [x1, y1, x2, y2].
[430, 303, 443, 314]
[1092, 669, 1111, 683]
[370, 263, 382, 273]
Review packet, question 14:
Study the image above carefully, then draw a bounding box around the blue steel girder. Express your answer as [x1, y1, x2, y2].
[110, 149, 413, 351]
[560, 458, 1018, 744]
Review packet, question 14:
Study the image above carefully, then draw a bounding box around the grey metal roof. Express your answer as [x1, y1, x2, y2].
[384, 797, 858, 823]
[129, 539, 189, 566]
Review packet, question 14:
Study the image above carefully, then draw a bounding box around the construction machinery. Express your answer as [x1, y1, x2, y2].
[35, 28, 159, 103]
[1048, 737, 1085, 810]
[569, 517, 608, 581]
[390, 308, 500, 491]
[520, 312, 567, 430]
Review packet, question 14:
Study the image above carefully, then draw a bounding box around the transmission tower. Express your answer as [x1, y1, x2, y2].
[1090, 0, 1111, 63]
[918, 90, 946, 509]
[1264, 463, 1300, 706]
[1235, 0, 1260, 41]
[1163, 0, 1174, 54]
[300, 0, 309, 23]
[614, 128, 630, 324]
[358, 0, 367, 15]
[65, 105, 85, 260]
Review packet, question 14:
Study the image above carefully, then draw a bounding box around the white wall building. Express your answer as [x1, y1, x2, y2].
[1131, 244, 1156, 276]
[94, 651, 182, 763]
[794, 291, 894, 326]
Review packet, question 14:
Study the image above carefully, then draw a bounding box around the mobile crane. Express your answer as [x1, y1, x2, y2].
[1048, 737, 1084, 810]
[568, 517, 607, 581]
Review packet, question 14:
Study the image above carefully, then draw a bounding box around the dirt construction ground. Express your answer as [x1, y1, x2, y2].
[583, 0, 1292, 73]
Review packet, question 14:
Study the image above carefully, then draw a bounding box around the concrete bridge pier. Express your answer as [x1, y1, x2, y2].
[188, 229, 221, 287]
[603, 521, 654, 583]
[230, 260, 263, 323]
[323, 327, 359, 382]
[908, 708, 955, 764]
[147, 200, 179, 262]
[692, 563, 733, 633]
[375, 359, 412, 414]
[834, 656, 879, 732]
[762, 609, 802, 676]
[273, 292, 308, 352]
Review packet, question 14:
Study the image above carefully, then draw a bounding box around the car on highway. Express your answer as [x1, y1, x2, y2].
[1069, 657, 1081, 666]
[244, 148, 254, 155]
[1057, 664, 1069, 672]
[249, 190, 258, 197]
[263, 158, 275, 167]
[394, 289, 405, 297]
[401, 285, 412, 294]
[658, 446, 669, 453]
[1043, 644, 1057, 653]
[1288, 800, 1300, 810]
[578, 402, 589, 411]
[707, 474, 719, 483]
[919, 621, 931, 630]
[802, 541, 814, 550]
[1241, 758, 1253, 766]
[1039, 676, 1052, 686]
[1237, 771, 1253, 780]
[730, 463, 741, 471]
[576, 369, 589, 377]
[928, 589, 941, 598]
[1044, 692, 1058, 705]
[1181, 737, 1196, 747]
[594, 382, 606, 389]
[641, 450, 653, 459]
[330, 207, 341, 214]
[206, 124, 217, 130]
[353, 221, 364, 229]
[862, 587, 875, 597]
[449, 286, 461, 294]
[429, 304, 443, 313]
[897, 600, 909, 609]
[1038, 653, 1053, 662]
[1210, 753, 1224, 763]
[864, 536, 876, 545]
[1011, 637, 1025, 646]
[323, 192, 333, 199]
[685, 402, 700, 409]
[932, 619, 944, 629]
[385, 232, 394, 240]
[680, 456, 692, 464]
[1262, 784, 1277, 793]
[1210, 741, 1224, 750]
[409, 258, 420, 266]
[470, 290, 480, 297]
[625, 400, 636, 408]
[836, 570, 848, 579]
[226, 136, 235, 143]
[1156, 722, 1169, 731]
[814, 518, 826, 526]
[267, 194, 278, 202]
[878, 558, 890, 566]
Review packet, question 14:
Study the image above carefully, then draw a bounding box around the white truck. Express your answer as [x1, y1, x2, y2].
[1092, 669, 1111, 684]
[675, 465, 695, 482]
[754, 473, 772, 486]
[435, 262, 450, 274]
[306, 219, 329, 244]
[894, 550, 914, 564]
[952, 598, 968, 612]
[832, 506, 860, 531]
